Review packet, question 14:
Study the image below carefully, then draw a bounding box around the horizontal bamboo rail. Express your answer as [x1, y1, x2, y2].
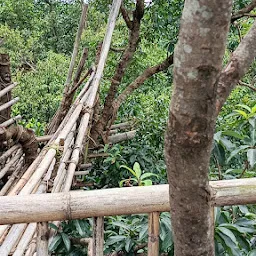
[0, 82, 17, 98]
[1, 178, 256, 225]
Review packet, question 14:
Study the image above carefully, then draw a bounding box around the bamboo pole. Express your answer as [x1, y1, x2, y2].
[0, 115, 22, 127]
[0, 82, 17, 98]
[110, 122, 132, 130]
[3, 178, 256, 224]
[0, 97, 19, 112]
[36, 222, 49, 256]
[0, 158, 24, 196]
[24, 237, 37, 256]
[79, 163, 92, 169]
[0, 144, 21, 164]
[108, 130, 136, 144]
[0, 149, 23, 179]
[92, 217, 104, 256]
[148, 212, 160, 256]
[13, 223, 36, 256]
[74, 170, 90, 176]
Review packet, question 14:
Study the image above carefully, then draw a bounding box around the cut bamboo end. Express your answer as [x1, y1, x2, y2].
[0, 115, 22, 127]
[0, 82, 17, 99]
[0, 97, 19, 112]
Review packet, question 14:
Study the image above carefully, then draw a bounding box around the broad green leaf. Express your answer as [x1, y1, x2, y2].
[74, 219, 85, 237]
[251, 105, 256, 114]
[140, 172, 158, 180]
[138, 224, 148, 241]
[49, 234, 62, 252]
[125, 238, 132, 252]
[141, 179, 152, 186]
[222, 130, 244, 140]
[61, 233, 71, 252]
[248, 249, 256, 256]
[234, 109, 248, 119]
[217, 232, 240, 256]
[219, 223, 255, 234]
[133, 162, 141, 179]
[236, 104, 252, 113]
[120, 165, 137, 178]
[105, 235, 127, 246]
[216, 227, 238, 245]
[227, 145, 250, 163]
[111, 221, 130, 230]
[247, 149, 256, 168]
[48, 223, 58, 231]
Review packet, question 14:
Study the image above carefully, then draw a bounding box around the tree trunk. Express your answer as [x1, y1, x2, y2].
[165, 1, 233, 255]
[0, 54, 12, 124]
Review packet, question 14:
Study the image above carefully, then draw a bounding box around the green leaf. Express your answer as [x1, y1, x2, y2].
[216, 227, 238, 245]
[234, 109, 248, 119]
[221, 130, 244, 140]
[227, 145, 250, 163]
[48, 223, 58, 231]
[49, 234, 62, 252]
[248, 249, 256, 256]
[236, 104, 252, 113]
[125, 237, 132, 252]
[61, 233, 71, 252]
[133, 162, 142, 179]
[74, 220, 85, 237]
[141, 179, 152, 186]
[105, 235, 127, 246]
[111, 221, 130, 230]
[247, 149, 256, 168]
[140, 172, 158, 180]
[120, 165, 137, 178]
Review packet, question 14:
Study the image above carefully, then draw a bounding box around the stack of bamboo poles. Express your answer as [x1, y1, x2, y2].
[0, 0, 122, 255]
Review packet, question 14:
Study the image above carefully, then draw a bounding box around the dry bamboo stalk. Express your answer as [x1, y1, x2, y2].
[0, 227, 9, 245]
[19, 149, 56, 195]
[110, 122, 132, 130]
[0, 115, 22, 127]
[36, 222, 49, 256]
[0, 149, 23, 179]
[87, 0, 122, 108]
[0, 157, 24, 196]
[0, 82, 17, 98]
[13, 223, 36, 256]
[0, 144, 21, 164]
[62, 113, 90, 192]
[1, 180, 48, 255]
[88, 153, 108, 158]
[24, 237, 37, 256]
[108, 130, 136, 144]
[148, 212, 160, 256]
[79, 163, 92, 169]
[52, 126, 75, 192]
[74, 170, 90, 176]
[92, 217, 104, 256]
[36, 135, 52, 143]
[0, 97, 19, 112]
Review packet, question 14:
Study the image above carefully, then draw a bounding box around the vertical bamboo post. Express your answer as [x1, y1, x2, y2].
[36, 222, 49, 256]
[148, 212, 160, 256]
[92, 217, 104, 256]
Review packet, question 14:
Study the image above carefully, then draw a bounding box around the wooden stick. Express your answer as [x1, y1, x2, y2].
[0, 144, 21, 164]
[13, 223, 36, 256]
[3, 178, 256, 224]
[0, 83, 17, 98]
[0, 97, 19, 112]
[79, 163, 92, 169]
[0, 149, 23, 179]
[0, 115, 22, 127]
[24, 237, 37, 256]
[36, 135, 52, 143]
[92, 217, 104, 256]
[74, 170, 90, 176]
[110, 122, 132, 130]
[108, 130, 136, 144]
[36, 222, 49, 256]
[148, 212, 160, 256]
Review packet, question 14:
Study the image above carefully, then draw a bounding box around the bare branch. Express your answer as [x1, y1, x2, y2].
[110, 46, 126, 53]
[216, 20, 256, 113]
[231, 0, 256, 22]
[238, 80, 256, 91]
[120, 4, 133, 29]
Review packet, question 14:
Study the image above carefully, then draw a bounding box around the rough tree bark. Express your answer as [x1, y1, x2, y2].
[0, 54, 12, 124]
[165, 1, 233, 255]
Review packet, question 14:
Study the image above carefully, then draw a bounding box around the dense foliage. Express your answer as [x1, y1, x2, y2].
[1, 0, 256, 255]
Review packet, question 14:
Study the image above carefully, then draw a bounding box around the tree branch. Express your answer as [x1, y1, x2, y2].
[238, 80, 256, 91]
[216, 20, 256, 113]
[120, 4, 133, 29]
[231, 0, 256, 22]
